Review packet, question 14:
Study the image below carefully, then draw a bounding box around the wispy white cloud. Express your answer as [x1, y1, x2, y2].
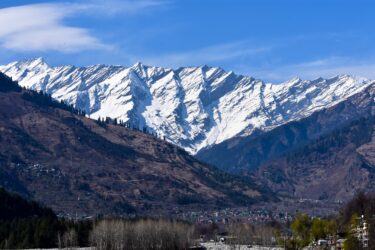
[0, 3, 105, 52]
[0, 0, 168, 52]
[136, 41, 271, 67]
[246, 57, 375, 82]
[79, 0, 171, 16]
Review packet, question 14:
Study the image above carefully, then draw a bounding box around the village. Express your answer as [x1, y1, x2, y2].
[187, 214, 371, 250]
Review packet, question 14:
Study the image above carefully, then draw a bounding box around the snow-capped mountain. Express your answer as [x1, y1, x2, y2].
[1, 58, 373, 154]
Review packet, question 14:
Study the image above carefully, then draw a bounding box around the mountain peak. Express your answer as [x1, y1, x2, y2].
[284, 76, 302, 84]
[132, 61, 144, 68]
[13, 57, 49, 71]
[24, 57, 47, 66]
[327, 74, 371, 86]
[32, 57, 45, 63]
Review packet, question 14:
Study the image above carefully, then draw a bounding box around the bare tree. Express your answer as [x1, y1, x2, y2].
[90, 219, 193, 250]
[57, 229, 78, 249]
[227, 222, 279, 248]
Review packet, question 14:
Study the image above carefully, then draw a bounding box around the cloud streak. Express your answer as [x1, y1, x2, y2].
[246, 57, 375, 82]
[137, 41, 271, 67]
[80, 0, 171, 16]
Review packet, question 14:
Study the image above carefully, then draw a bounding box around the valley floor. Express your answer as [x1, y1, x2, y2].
[201, 242, 284, 250]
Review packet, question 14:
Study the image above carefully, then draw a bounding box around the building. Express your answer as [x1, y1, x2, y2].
[353, 215, 369, 248]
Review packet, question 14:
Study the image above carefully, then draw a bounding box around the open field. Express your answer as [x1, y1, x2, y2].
[202, 242, 284, 250]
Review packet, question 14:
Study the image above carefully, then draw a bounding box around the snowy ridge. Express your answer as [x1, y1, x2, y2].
[1, 58, 373, 154]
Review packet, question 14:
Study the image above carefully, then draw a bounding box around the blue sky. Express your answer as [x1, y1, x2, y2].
[0, 0, 375, 82]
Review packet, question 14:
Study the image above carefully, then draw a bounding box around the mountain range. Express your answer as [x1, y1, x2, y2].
[0, 73, 271, 217]
[1, 58, 372, 155]
[1, 58, 375, 203]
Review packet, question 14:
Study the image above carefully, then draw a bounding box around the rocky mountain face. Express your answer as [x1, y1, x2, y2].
[204, 82, 375, 202]
[0, 73, 272, 217]
[197, 84, 375, 172]
[1, 58, 373, 155]
[197, 83, 375, 201]
[255, 114, 375, 201]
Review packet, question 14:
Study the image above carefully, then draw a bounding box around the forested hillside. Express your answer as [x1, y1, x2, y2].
[0, 73, 273, 217]
[0, 191, 58, 249]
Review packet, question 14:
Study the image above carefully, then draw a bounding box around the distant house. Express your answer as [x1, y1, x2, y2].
[317, 239, 328, 246]
[336, 239, 346, 250]
[353, 214, 369, 248]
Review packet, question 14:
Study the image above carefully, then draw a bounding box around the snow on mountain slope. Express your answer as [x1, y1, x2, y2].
[0, 58, 373, 154]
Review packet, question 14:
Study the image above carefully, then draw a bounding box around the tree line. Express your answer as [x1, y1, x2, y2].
[0, 73, 22, 92]
[95, 116, 165, 140]
[0, 72, 165, 141]
[90, 219, 193, 250]
[0, 188, 193, 249]
[22, 91, 87, 117]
